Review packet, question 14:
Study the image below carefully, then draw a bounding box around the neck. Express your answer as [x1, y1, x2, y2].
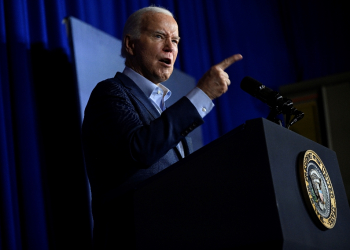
[125, 59, 160, 86]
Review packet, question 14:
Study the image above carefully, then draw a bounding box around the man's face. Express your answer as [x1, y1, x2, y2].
[127, 12, 179, 84]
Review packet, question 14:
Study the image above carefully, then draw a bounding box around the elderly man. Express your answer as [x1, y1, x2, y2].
[82, 6, 242, 249]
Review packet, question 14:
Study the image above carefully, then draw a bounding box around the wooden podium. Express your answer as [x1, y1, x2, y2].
[132, 118, 350, 249]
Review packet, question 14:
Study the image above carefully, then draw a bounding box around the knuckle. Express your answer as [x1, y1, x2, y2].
[211, 66, 220, 73]
[219, 74, 226, 81]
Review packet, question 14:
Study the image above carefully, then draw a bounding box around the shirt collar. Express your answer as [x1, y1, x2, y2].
[123, 67, 171, 101]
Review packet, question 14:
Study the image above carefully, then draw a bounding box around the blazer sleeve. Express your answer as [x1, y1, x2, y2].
[82, 78, 204, 169]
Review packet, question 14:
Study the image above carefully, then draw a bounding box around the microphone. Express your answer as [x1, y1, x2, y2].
[240, 76, 304, 128]
[240, 76, 282, 108]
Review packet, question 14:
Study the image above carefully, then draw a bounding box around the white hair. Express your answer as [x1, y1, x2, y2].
[121, 6, 173, 58]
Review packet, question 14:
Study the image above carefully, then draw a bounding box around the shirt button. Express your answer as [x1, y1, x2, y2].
[202, 107, 207, 112]
[157, 90, 161, 95]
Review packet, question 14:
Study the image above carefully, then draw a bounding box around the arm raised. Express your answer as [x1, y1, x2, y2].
[197, 54, 243, 100]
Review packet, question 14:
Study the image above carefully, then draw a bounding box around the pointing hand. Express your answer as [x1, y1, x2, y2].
[197, 54, 243, 100]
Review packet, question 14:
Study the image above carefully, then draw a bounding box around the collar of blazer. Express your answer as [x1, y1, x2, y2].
[114, 72, 161, 120]
[114, 72, 188, 157]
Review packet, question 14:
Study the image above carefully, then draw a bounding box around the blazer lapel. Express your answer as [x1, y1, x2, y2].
[115, 72, 160, 119]
[115, 72, 189, 158]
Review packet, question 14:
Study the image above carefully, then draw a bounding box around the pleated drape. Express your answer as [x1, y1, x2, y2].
[1, 0, 350, 249]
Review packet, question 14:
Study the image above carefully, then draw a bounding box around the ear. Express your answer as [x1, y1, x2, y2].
[124, 35, 135, 56]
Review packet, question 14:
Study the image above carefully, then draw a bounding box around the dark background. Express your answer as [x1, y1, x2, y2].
[1, 0, 350, 249]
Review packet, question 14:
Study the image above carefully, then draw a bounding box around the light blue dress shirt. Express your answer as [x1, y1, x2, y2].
[123, 67, 214, 157]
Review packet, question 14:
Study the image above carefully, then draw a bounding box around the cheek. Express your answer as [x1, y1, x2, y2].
[143, 48, 159, 62]
[138, 50, 154, 65]
[173, 49, 178, 60]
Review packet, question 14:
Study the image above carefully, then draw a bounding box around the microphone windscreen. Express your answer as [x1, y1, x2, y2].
[240, 76, 263, 96]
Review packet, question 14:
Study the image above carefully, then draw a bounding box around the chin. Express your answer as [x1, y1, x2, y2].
[155, 72, 172, 83]
[162, 71, 173, 80]
[162, 75, 171, 82]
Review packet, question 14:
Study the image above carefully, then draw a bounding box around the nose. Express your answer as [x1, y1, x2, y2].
[163, 38, 175, 52]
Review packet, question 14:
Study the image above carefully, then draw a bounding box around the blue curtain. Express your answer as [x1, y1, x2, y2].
[1, 0, 350, 249]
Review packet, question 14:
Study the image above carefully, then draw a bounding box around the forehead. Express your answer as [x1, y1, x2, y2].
[141, 12, 179, 35]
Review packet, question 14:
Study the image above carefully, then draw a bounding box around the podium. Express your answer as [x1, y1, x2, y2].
[132, 118, 350, 249]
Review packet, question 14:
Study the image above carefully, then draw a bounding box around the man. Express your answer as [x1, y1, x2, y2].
[82, 6, 242, 249]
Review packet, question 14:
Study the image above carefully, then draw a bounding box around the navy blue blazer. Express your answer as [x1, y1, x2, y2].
[82, 72, 204, 204]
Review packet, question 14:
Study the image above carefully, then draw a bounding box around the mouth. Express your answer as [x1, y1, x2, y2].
[159, 58, 172, 66]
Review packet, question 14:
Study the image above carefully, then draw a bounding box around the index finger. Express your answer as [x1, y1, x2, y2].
[216, 54, 243, 70]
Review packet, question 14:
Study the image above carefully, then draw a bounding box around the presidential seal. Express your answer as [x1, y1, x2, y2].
[299, 150, 337, 229]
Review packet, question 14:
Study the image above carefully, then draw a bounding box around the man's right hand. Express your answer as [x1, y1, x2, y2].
[197, 54, 243, 100]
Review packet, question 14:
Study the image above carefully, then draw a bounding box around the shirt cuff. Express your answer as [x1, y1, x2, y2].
[186, 87, 214, 118]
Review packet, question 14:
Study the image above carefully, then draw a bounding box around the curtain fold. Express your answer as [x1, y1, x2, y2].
[2, 0, 50, 249]
[1, 0, 350, 249]
[0, 15, 21, 247]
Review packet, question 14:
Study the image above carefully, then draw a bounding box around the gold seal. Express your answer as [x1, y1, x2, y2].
[299, 150, 337, 229]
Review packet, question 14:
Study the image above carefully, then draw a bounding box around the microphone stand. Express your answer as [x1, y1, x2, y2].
[267, 107, 283, 126]
[266, 96, 304, 129]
